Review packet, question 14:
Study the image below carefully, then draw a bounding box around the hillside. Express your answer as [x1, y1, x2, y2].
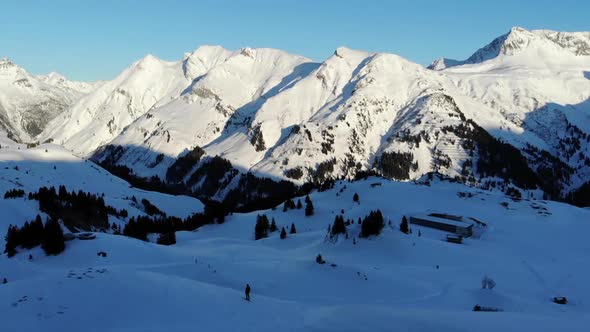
[0, 128, 204, 238]
[1, 177, 589, 331]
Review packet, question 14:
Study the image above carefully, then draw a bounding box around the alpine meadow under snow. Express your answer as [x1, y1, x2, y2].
[1, 27, 589, 331]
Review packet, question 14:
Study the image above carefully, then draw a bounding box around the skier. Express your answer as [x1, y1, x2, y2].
[245, 283, 251, 301]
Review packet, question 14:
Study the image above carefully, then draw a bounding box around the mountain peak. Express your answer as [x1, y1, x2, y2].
[333, 46, 371, 59]
[134, 54, 166, 70]
[238, 47, 256, 58]
[429, 27, 590, 70]
[509, 26, 528, 34]
[0, 57, 17, 69]
[43, 71, 66, 81]
[182, 45, 232, 79]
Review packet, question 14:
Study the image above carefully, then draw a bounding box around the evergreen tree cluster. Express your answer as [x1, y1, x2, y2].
[254, 214, 270, 240]
[360, 210, 385, 238]
[28, 186, 127, 231]
[4, 215, 65, 257]
[249, 124, 266, 152]
[141, 198, 165, 217]
[156, 232, 176, 246]
[284, 167, 304, 180]
[122, 211, 214, 242]
[99, 161, 183, 194]
[223, 172, 301, 212]
[165, 146, 205, 183]
[376, 151, 417, 180]
[4, 188, 25, 199]
[123, 215, 179, 241]
[42, 218, 66, 255]
[570, 180, 590, 207]
[97, 144, 312, 214]
[306, 158, 336, 185]
[186, 156, 238, 197]
[331, 215, 347, 237]
[256, 216, 295, 240]
[283, 198, 296, 212]
[444, 120, 540, 191]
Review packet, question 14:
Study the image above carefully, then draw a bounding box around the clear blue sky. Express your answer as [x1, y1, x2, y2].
[1, 0, 588, 81]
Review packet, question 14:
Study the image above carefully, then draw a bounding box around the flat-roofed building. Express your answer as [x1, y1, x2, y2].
[409, 213, 474, 237]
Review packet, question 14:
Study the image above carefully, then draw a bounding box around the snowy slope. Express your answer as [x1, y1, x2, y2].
[0, 59, 95, 141]
[0, 129, 204, 238]
[1, 177, 589, 331]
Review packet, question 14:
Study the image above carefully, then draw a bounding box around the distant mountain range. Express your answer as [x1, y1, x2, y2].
[1, 27, 589, 207]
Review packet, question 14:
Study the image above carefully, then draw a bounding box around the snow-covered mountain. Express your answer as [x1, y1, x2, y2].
[39, 46, 234, 155]
[0, 58, 97, 142]
[433, 27, 590, 194]
[428, 27, 590, 70]
[31, 27, 590, 206]
[36, 72, 100, 95]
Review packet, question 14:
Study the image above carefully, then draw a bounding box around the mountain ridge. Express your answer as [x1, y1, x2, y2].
[2, 27, 588, 207]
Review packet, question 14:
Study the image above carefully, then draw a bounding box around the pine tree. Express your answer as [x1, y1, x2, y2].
[156, 232, 176, 245]
[353, 192, 359, 203]
[254, 214, 270, 240]
[331, 215, 346, 236]
[270, 218, 277, 232]
[305, 198, 314, 217]
[360, 210, 385, 238]
[280, 227, 287, 239]
[42, 218, 65, 255]
[4, 225, 19, 257]
[290, 223, 297, 234]
[400, 216, 409, 234]
[296, 199, 302, 209]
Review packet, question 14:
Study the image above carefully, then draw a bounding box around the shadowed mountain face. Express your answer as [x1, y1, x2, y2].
[2, 28, 587, 207]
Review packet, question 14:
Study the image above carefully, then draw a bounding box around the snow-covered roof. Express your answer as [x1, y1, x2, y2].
[410, 214, 474, 228]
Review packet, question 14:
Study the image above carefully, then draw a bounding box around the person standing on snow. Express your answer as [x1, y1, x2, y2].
[245, 283, 251, 301]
